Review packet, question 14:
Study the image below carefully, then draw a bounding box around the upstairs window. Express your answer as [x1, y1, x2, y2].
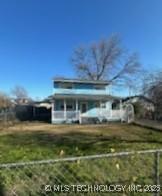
[59, 83, 73, 89]
[94, 85, 105, 90]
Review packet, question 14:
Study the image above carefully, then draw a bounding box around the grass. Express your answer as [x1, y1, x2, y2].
[0, 122, 162, 163]
[0, 122, 162, 195]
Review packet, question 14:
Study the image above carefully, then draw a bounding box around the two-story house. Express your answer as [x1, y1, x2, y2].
[51, 78, 134, 124]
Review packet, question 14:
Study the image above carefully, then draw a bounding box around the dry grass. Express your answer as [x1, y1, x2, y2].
[0, 122, 162, 163]
[0, 122, 162, 196]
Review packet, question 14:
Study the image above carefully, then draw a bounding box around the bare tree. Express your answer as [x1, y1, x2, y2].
[142, 71, 162, 120]
[11, 86, 28, 99]
[71, 35, 141, 85]
[0, 92, 11, 109]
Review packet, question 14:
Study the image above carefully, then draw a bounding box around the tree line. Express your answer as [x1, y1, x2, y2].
[0, 86, 29, 110]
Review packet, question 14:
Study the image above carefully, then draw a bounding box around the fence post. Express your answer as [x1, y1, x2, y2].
[4, 110, 7, 126]
[154, 151, 160, 196]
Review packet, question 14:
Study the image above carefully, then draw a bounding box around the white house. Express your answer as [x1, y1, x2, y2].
[51, 78, 134, 124]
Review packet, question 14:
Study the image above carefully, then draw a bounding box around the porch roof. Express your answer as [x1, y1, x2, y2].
[52, 94, 122, 101]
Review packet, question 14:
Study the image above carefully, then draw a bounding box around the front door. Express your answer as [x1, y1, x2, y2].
[80, 102, 88, 113]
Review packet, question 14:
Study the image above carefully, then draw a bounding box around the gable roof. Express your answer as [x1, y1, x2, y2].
[53, 77, 109, 85]
[122, 95, 154, 104]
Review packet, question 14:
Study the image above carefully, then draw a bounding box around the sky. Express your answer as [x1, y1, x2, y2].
[0, 0, 162, 99]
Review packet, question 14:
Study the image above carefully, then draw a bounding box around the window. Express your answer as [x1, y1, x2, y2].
[60, 104, 64, 110]
[81, 102, 88, 113]
[94, 85, 105, 90]
[101, 102, 106, 108]
[112, 102, 120, 110]
[67, 104, 74, 110]
[94, 102, 100, 108]
[59, 83, 73, 89]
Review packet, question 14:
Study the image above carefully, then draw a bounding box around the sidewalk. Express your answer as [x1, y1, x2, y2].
[134, 119, 162, 131]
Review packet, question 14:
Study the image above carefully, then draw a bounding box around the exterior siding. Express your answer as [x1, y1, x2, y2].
[53, 82, 109, 95]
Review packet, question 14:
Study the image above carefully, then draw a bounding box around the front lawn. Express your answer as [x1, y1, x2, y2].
[0, 122, 162, 163]
[0, 122, 162, 196]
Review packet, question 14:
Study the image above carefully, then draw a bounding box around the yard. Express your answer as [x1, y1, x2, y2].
[0, 122, 162, 163]
[0, 122, 162, 195]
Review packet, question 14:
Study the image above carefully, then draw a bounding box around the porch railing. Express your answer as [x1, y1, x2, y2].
[52, 111, 80, 121]
[52, 109, 125, 121]
[53, 88, 109, 95]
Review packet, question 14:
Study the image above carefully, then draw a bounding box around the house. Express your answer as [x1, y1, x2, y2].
[122, 95, 154, 111]
[13, 97, 33, 105]
[51, 78, 134, 124]
[122, 95, 155, 119]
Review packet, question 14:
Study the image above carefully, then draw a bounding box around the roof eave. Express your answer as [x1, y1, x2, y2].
[53, 78, 109, 85]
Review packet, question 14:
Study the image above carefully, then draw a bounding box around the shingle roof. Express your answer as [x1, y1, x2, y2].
[122, 95, 154, 103]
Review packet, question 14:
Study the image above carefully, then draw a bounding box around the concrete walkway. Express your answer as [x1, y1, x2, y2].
[134, 119, 162, 131]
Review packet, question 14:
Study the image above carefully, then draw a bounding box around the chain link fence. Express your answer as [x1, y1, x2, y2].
[0, 149, 162, 196]
[0, 110, 17, 128]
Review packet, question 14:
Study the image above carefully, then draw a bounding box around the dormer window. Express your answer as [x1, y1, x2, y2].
[59, 83, 73, 89]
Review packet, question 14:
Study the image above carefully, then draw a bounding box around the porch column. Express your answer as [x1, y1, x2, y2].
[110, 101, 112, 118]
[120, 99, 122, 122]
[64, 99, 67, 120]
[76, 99, 78, 112]
[75, 99, 79, 120]
[51, 101, 54, 122]
[99, 101, 102, 117]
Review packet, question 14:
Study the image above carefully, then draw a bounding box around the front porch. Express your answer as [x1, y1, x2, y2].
[51, 99, 132, 124]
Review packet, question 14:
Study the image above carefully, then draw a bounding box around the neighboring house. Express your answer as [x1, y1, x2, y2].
[51, 78, 134, 124]
[122, 95, 155, 120]
[12, 97, 34, 106]
[122, 95, 155, 112]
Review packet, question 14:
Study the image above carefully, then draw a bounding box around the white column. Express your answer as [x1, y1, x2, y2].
[99, 101, 102, 117]
[76, 99, 78, 111]
[51, 101, 54, 122]
[76, 99, 78, 120]
[64, 99, 66, 120]
[120, 99, 122, 122]
[110, 101, 112, 118]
